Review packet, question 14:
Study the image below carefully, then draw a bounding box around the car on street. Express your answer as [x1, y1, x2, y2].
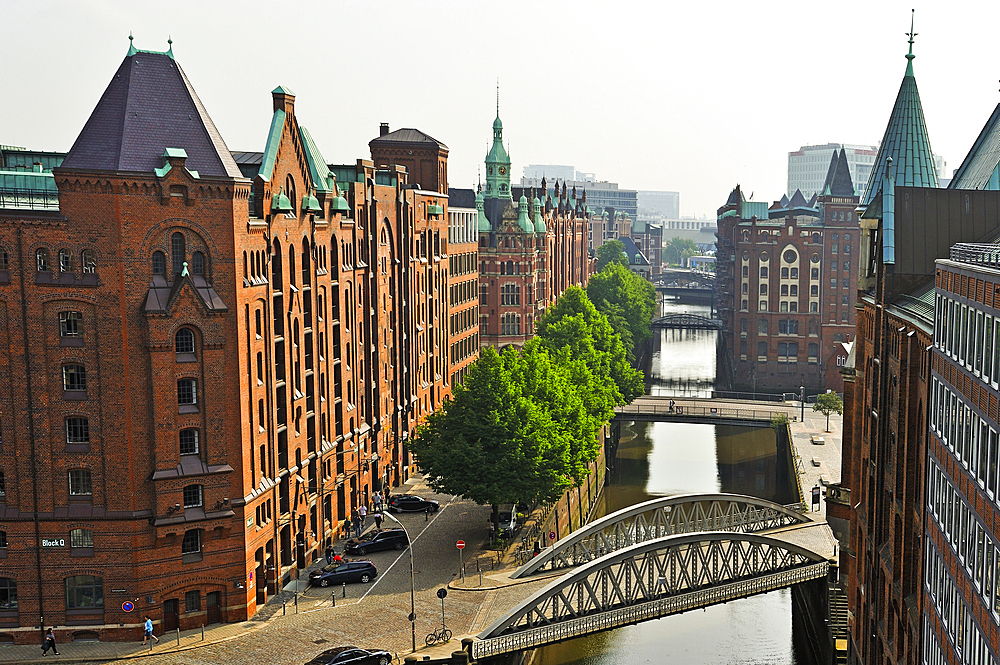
[388, 495, 439, 513]
[343, 528, 408, 554]
[489, 507, 518, 538]
[308, 560, 377, 587]
[305, 645, 393, 665]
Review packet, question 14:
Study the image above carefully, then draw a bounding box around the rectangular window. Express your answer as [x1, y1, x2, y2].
[66, 418, 90, 445]
[183, 485, 203, 508]
[179, 429, 199, 455]
[59, 311, 82, 338]
[70, 528, 94, 548]
[185, 590, 201, 612]
[65, 575, 103, 610]
[62, 365, 87, 392]
[68, 469, 92, 497]
[0, 471, 4, 497]
[181, 530, 201, 555]
[177, 379, 197, 405]
[830, 279, 837, 289]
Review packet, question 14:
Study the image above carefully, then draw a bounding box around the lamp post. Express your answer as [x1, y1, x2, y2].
[384, 511, 416, 652]
[800, 385, 805, 422]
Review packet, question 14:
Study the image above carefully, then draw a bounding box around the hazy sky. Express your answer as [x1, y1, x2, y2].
[3, 0, 999, 219]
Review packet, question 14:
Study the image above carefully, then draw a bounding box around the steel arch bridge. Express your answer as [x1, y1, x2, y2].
[651, 313, 722, 329]
[513, 493, 809, 578]
[474, 532, 828, 659]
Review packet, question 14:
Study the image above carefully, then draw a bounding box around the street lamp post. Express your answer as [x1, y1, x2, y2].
[384, 511, 416, 652]
[800, 385, 805, 422]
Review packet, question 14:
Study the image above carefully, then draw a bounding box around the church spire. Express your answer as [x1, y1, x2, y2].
[484, 90, 511, 201]
[905, 8, 917, 76]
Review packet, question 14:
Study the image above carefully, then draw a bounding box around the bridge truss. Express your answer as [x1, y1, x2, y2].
[474, 532, 828, 659]
[513, 493, 809, 578]
[651, 313, 721, 329]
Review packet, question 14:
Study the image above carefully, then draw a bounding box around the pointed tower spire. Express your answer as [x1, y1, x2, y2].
[905, 9, 916, 76]
[859, 10, 938, 211]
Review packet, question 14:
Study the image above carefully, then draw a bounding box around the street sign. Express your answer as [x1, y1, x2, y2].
[456, 540, 465, 549]
[122, 601, 134, 612]
[549, 531, 556, 541]
[437, 588, 448, 599]
[408, 612, 417, 622]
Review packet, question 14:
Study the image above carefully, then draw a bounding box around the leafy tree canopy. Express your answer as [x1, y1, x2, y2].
[664, 237, 699, 266]
[595, 239, 628, 272]
[587, 263, 657, 357]
[813, 391, 844, 432]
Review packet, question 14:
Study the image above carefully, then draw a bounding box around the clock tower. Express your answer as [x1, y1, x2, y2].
[484, 113, 511, 201]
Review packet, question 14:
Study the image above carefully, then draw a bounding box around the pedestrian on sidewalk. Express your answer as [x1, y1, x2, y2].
[373, 492, 382, 511]
[41, 628, 60, 656]
[359, 503, 367, 526]
[325, 544, 335, 564]
[383, 486, 391, 507]
[353, 513, 362, 538]
[142, 616, 159, 645]
[373, 512, 383, 530]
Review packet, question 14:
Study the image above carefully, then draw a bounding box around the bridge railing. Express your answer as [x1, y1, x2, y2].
[614, 403, 792, 422]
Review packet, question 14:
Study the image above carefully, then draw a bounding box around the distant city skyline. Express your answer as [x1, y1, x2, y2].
[2, 1, 998, 219]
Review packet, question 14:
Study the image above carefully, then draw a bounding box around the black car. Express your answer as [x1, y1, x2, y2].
[344, 528, 408, 555]
[305, 645, 392, 665]
[308, 560, 377, 587]
[388, 495, 440, 513]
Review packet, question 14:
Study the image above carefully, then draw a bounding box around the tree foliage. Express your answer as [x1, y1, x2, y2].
[813, 391, 844, 432]
[587, 263, 657, 359]
[664, 236, 699, 266]
[595, 239, 628, 272]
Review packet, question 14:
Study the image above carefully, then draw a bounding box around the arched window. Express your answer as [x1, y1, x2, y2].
[289, 245, 296, 287]
[192, 251, 205, 276]
[302, 240, 311, 285]
[0, 577, 17, 610]
[65, 575, 102, 609]
[36, 248, 49, 272]
[152, 251, 165, 275]
[272, 240, 283, 290]
[58, 249, 73, 272]
[179, 429, 199, 455]
[171, 232, 186, 275]
[62, 364, 87, 392]
[175, 328, 195, 356]
[81, 250, 96, 274]
[285, 175, 296, 214]
[183, 484, 203, 508]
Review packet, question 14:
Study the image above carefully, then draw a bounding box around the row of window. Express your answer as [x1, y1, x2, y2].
[450, 334, 479, 365]
[935, 294, 1000, 389]
[450, 307, 478, 335]
[742, 341, 820, 361]
[0, 528, 92, 550]
[35, 249, 97, 274]
[450, 278, 477, 306]
[741, 318, 822, 337]
[930, 377, 1000, 499]
[927, 456, 1000, 623]
[49, 418, 199, 456]
[57, 312, 197, 355]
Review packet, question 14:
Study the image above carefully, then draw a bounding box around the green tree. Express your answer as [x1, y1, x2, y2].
[664, 237, 699, 266]
[813, 391, 844, 432]
[587, 263, 657, 359]
[535, 286, 644, 405]
[595, 239, 628, 272]
[409, 346, 575, 533]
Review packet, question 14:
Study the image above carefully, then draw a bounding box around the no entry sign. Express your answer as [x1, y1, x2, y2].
[456, 540, 466, 549]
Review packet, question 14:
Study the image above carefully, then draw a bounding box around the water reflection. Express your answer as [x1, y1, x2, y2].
[532, 297, 808, 665]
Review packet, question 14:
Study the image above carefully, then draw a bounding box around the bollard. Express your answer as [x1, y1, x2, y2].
[201, 623, 205, 641]
[149, 637, 153, 652]
[294, 591, 298, 614]
[331, 591, 336, 607]
[425, 509, 429, 522]
[282, 600, 286, 616]
[479, 569, 483, 587]
[342, 582, 347, 598]
[176, 627, 180, 646]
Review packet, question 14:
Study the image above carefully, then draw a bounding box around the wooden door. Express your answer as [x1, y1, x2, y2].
[206, 592, 221, 625]
[162, 599, 179, 632]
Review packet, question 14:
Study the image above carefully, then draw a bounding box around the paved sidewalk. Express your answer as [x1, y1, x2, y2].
[0, 474, 495, 664]
[788, 401, 843, 521]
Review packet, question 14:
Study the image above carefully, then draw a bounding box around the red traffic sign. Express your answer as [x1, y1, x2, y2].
[549, 531, 557, 541]
[456, 540, 466, 549]
[122, 601, 134, 612]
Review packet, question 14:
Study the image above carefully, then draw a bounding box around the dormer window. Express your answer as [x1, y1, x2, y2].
[152, 251, 166, 275]
[192, 251, 205, 276]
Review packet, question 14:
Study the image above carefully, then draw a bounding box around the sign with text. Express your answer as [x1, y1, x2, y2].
[41, 538, 66, 548]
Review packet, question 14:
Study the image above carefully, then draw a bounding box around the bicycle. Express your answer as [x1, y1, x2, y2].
[425, 626, 452, 646]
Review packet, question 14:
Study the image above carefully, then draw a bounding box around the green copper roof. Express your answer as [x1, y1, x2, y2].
[533, 197, 546, 233]
[860, 19, 938, 210]
[258, 109, 286, 183]
[517, 194, 533, 233]
[126, 34, 175, 60]
[476, 190, 491, 231]
[272, 85, 295, 96]
[331, 195, 350, 215]
[299, 126, 333, 193]
[427, 203, 444, 216]
[302, 194, 322, 213]
[949, 104, 1000, 191]
[271, 188, 293, 214]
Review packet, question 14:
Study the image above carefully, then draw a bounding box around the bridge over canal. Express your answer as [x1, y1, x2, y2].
[440, 494, 836, 661]
[651, 313, 722, 329]
[613, 396, 797, 427]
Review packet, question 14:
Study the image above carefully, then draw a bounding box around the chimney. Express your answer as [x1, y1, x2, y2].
[380, 123, 389, 137]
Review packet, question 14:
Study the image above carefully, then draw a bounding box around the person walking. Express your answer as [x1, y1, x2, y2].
[373, 512, 383, 530]
[373, 492, 382, 511]
[325, 544, 335, 564]
[359, 503, 367, 529]
[353, 513, 362, 538]
[41, 628, 60, 656]
[142, 616, 159, 645]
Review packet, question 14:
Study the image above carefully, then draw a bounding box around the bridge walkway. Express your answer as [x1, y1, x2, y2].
[614, 396, 797, 425]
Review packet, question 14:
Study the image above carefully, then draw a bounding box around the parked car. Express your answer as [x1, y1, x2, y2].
[489, 507, 518, 538]
[309, 560, 377, 587]
[388, 495, 440, 513]
[344, 528, 408, 555]
[305, 645, 392, 665]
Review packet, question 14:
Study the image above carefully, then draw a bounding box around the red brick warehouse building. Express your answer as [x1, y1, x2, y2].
[714, 150, 861, 394]
[0, 40, 452, 642]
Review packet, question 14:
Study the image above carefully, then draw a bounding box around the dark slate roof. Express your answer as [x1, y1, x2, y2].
[787, 189, 808, 208]
[825, 149, 856, 197]
[859, 53, 938, 208]
[778, 194, 789, 207]
[949, 104, 1000, 190]
[369, 128, 448, 150]
[725, 186, 741, 206]
[62, 51, 242, 178]
[448, 188, 476, 208]
[619, 236, 650, 265]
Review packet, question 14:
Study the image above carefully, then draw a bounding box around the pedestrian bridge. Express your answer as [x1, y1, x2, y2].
[651, 313, 722, 329]
[468, 494, 835, 660]
[613, 396, 796, 426]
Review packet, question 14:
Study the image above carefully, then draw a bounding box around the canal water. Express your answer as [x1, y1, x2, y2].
[533, 301, 811, 665]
